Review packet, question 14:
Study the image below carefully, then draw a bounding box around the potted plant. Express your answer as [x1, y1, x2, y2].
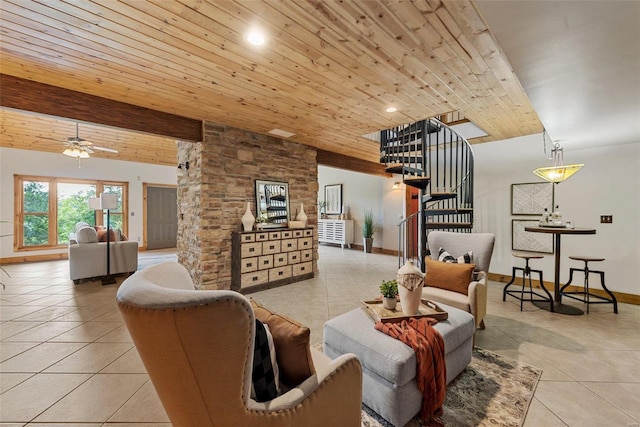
[380, 279, 398, 310]
[255, 214, 268, 230]
[318, 201, 327, 219]
[362, 209, 378, 253]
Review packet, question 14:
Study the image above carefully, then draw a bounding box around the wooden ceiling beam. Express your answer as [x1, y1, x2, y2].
[317, 149, 391, 178]
[0, 74, 202, 142]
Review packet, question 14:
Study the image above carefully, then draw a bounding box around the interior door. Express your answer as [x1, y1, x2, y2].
[146, 186, 177, 249]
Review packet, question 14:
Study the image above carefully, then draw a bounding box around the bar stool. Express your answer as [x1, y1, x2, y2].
[560, 256, 618, 314]
[503, 252, 554, 312]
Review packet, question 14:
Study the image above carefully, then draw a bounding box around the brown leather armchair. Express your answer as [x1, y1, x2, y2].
[116, 262, 362, 427]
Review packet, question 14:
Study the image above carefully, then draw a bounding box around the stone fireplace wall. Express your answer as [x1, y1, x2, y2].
[177, 121, 318, 290]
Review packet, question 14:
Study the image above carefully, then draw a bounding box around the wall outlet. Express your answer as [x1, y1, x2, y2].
[137, 236, 141, 242]
[600, 215, 613, 224]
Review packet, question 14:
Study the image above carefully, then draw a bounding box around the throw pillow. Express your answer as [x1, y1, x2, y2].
[74, 222, 91, 234]
[96, 227, 120, 242]
[251, 320, 280, 402]
[250, 299, 315, 387]
[75, 225, 99, 244]
[438, 247, 473, 265]
[425, 258, 475, 295]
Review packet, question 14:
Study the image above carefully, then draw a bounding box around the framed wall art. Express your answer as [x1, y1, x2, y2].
[511, 182, 554, 216]
[324, 184, 342, 215]
[512, 219, 554, 254]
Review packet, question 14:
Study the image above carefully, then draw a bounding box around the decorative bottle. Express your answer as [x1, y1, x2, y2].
[552, 205, 562, 225]
[241, 202, 255, 232]
[296, 202, 308, 226]
[542, 208, 550, 225]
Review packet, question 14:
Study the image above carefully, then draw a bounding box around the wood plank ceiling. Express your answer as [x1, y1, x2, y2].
[0, 0, 542, 165]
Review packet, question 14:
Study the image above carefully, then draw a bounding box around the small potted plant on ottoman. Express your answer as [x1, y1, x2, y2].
[380, 279, 398, 310]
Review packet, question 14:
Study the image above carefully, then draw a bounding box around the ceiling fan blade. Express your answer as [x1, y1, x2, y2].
[84, 146, 94, 154]
[92, 146, 118, 153]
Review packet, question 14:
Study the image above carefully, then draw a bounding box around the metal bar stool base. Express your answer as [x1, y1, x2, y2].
[559, 256, 618, 314]
[503, 261, 554, 312]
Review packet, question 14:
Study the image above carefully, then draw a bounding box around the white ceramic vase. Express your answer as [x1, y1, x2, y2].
[398, 285, 423, 315]
[296, 202, 308, 226]
[241, 202, 255, 232]
[397, 260, 425, 315]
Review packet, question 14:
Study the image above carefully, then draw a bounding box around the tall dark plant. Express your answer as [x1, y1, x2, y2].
[362, 209, 379, 239]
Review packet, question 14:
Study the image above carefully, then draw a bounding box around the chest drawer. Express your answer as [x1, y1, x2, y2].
[292, 262, 313, 276]
[281, 238, 298, 252]
[301, 249, 313, 262]
[240, 257, 258, 273]
[262, 240, 281, 255]
[258, 255, 273, 270]
[269, 266, 292, 282]
[268, 231, 282, 240]
[298, 237, 312, 250]
[241, 242, 262, 258]
[287, 250, 301, 264]
[241, 270, 269, 287]
[273, 253, 288, 267]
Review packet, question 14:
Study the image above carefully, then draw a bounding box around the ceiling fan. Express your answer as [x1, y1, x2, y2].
[63, 123, 118, 166]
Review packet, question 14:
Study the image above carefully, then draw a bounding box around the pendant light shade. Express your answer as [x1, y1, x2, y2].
[533, 129, 584, 183]
[533, 163, 584, 183]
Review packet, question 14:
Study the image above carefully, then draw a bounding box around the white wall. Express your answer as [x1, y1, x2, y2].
[473, 135, 640, 296]
[318, 165, 403, 251]
[0, 147, 177, 259]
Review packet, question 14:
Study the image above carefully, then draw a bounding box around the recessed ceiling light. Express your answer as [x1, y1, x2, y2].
[386, 106, 397, 113]
[268, 128, 295, 138]
[246, 30, 266, 46]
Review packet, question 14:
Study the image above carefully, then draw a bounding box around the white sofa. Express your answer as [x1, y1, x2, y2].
[69, 222, 138, 283]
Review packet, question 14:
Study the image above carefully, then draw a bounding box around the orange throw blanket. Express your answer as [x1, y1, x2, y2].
[375, 318, 446, 427]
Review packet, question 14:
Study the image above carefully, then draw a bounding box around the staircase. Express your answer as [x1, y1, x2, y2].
[379, 117, 475, 270]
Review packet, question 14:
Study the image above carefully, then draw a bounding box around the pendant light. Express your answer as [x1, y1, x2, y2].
[533, 129, 584, 183]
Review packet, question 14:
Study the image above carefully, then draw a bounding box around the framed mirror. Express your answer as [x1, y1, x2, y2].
[255, 180, 290, 228]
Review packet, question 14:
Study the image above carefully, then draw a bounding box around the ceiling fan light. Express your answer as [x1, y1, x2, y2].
[62, 147, 77, 157]
[63, 146, 90, 159]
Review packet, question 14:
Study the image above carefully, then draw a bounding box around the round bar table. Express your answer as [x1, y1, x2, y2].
[524, 226, 596, 315]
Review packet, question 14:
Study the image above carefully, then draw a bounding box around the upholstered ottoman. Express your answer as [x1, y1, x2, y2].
[323, 303, 475, 427]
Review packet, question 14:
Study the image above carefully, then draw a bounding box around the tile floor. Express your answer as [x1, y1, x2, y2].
[1, 246, 638, 426]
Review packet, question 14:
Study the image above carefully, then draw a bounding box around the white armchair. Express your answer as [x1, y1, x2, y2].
[422, 231, 495, 329]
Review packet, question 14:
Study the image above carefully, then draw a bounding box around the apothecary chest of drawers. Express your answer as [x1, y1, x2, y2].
[232, 228, 314, 292]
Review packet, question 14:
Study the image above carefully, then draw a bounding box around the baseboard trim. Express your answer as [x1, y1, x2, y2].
[328, 243, 399, 256]
[1, 252, 68, 264]
[487, 272, 640, 306]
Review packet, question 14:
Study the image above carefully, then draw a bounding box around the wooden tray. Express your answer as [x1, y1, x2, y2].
[361, 298, 448, 323]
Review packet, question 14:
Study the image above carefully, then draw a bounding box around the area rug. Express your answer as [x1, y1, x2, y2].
[361, 347, 542, 427]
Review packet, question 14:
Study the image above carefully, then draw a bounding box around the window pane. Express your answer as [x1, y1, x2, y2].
[23, 215, 49, 246]
[23, 181, 49, 213]
[108, 213, 123, 231]
[57, 183, 97, 244]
